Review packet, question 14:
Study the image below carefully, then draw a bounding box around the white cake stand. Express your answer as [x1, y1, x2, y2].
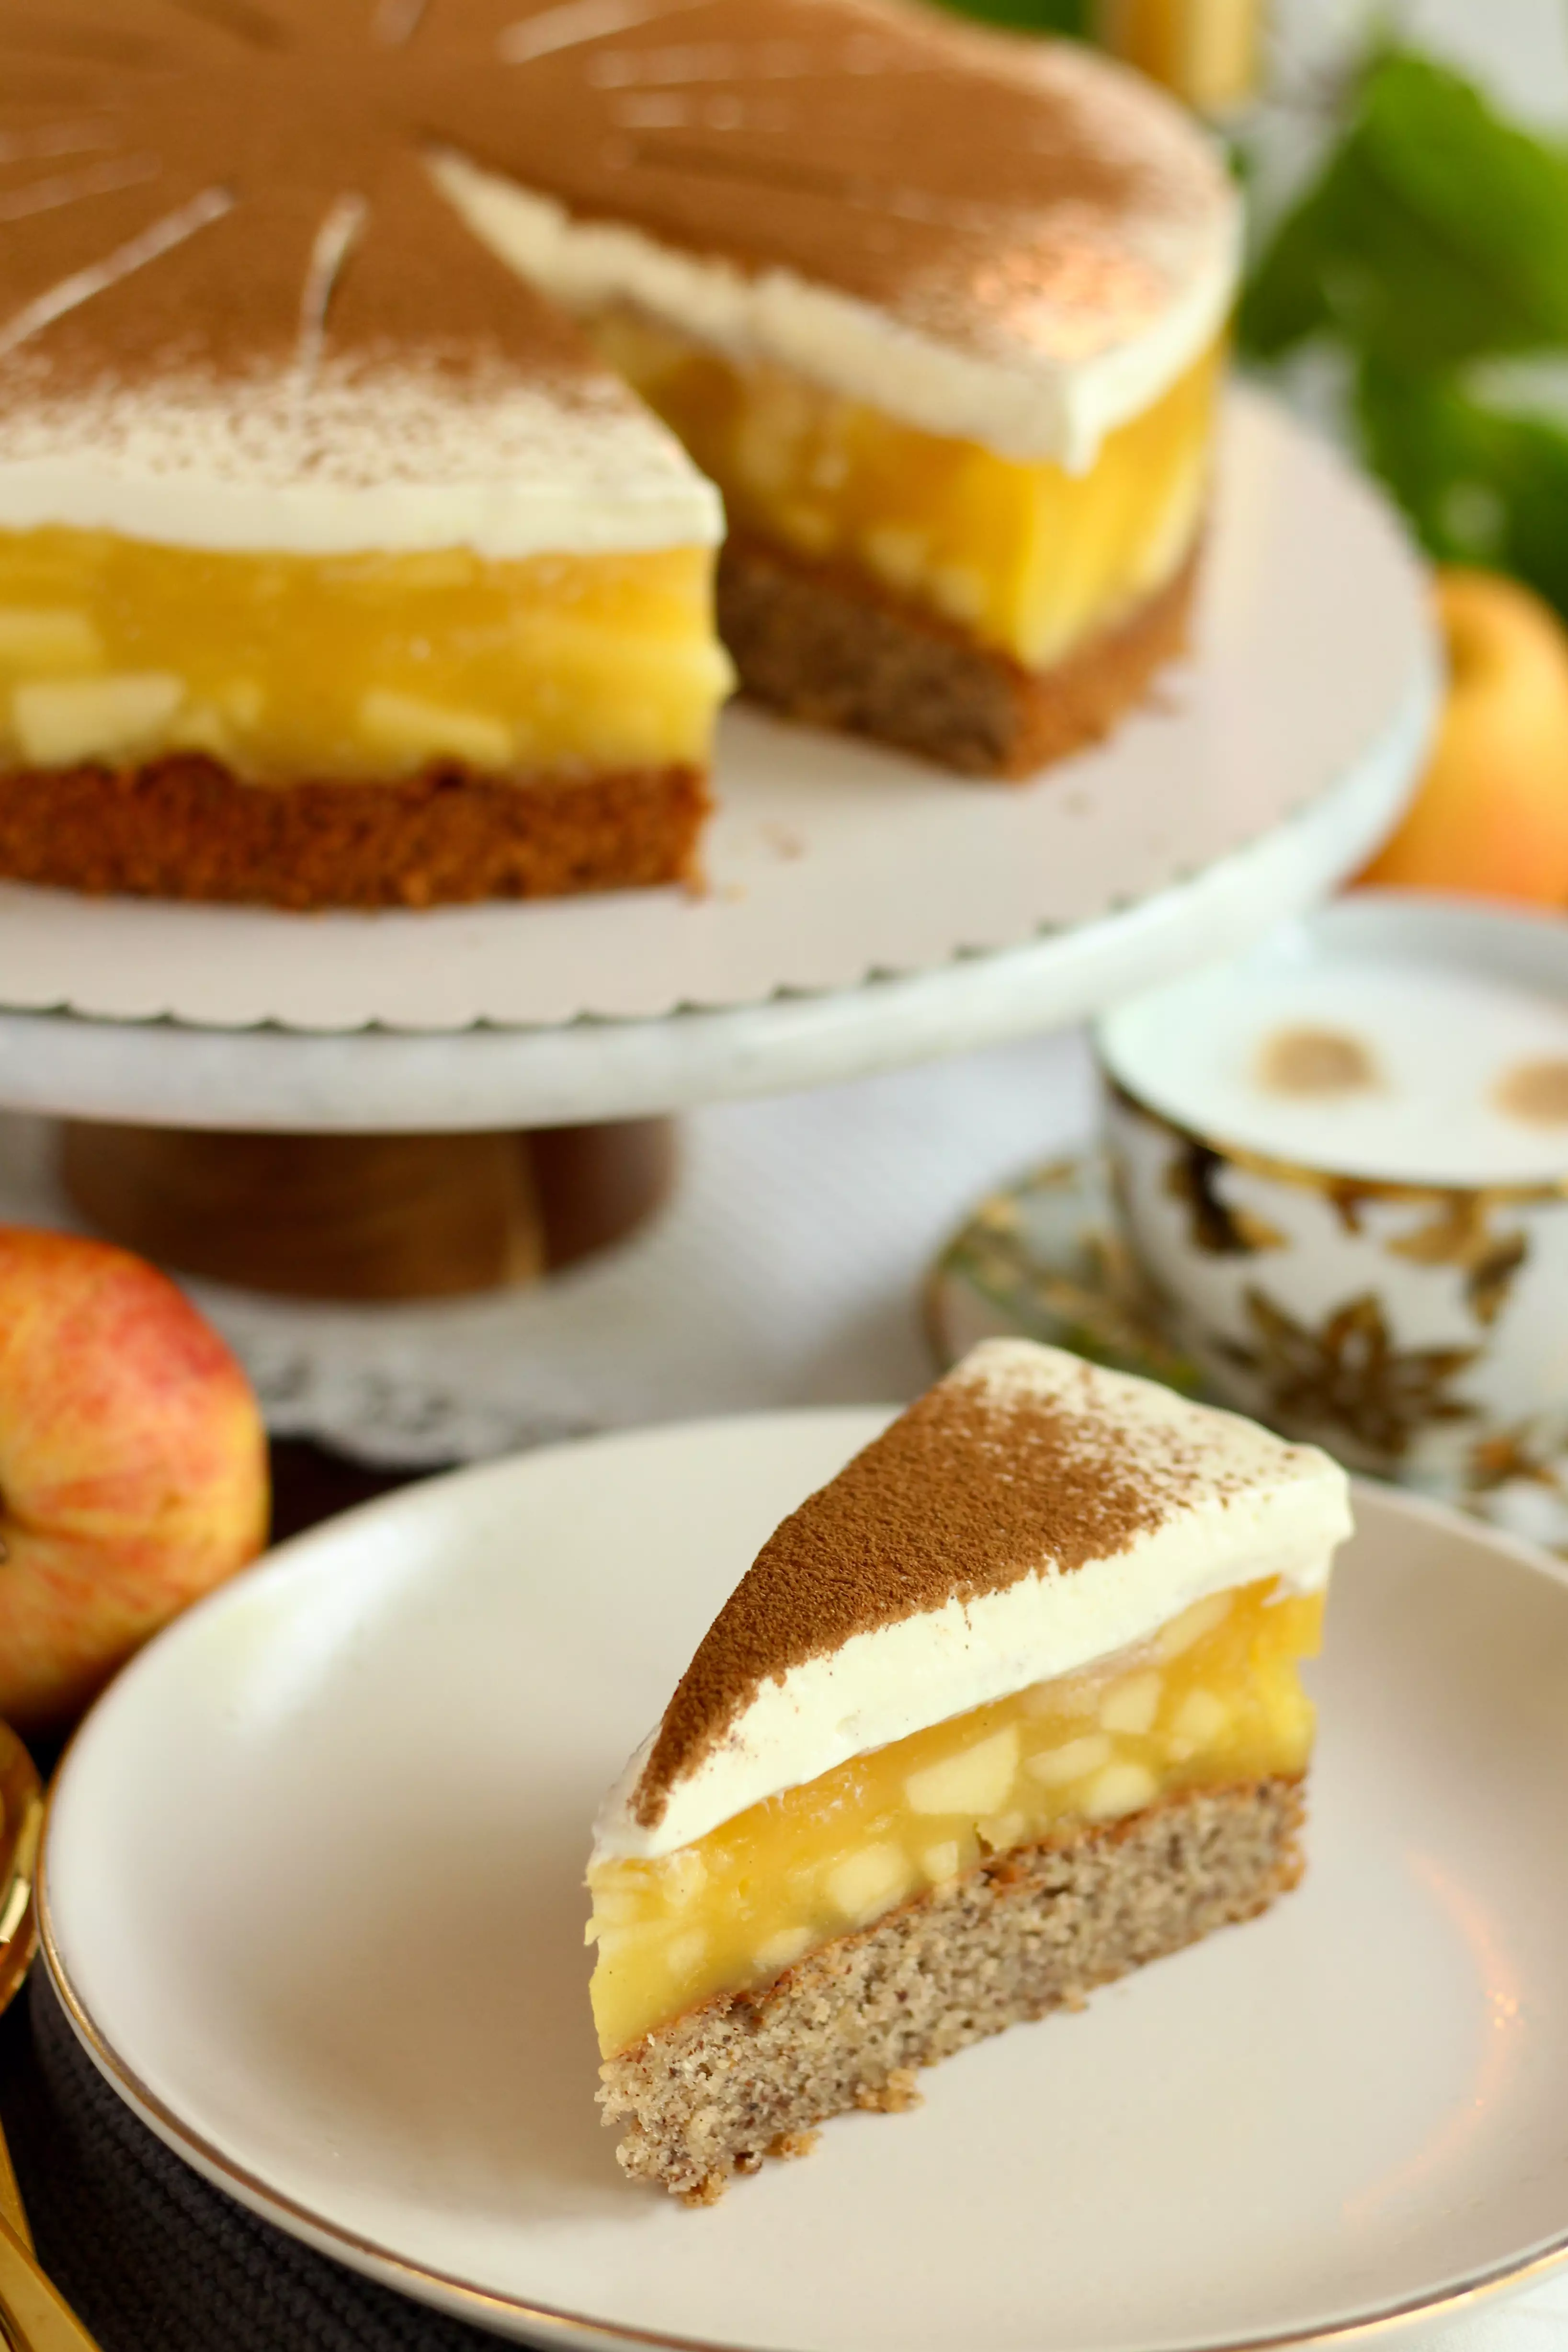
[0, 394, 1432, 1133]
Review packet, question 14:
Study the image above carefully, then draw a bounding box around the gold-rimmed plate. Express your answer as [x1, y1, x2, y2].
[0, 1721, 40, 2017]
[34, 1415, 1568, 2350]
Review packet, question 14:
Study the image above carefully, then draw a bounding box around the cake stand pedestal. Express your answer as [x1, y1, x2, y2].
[0, 394, 1435, 1307]
[57, 1119, 676, 1299]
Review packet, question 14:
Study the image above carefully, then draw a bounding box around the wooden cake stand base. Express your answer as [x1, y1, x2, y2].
[58, 1118, 676, 1301]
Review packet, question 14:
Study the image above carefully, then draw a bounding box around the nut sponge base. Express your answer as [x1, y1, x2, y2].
[599, 1775, 1303, 2202]
[716, 536, 1199, 779]
[0, 757, 708, 909]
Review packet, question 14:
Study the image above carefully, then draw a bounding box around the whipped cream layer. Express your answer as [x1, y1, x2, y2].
[595, 1345, 1351, 1863]
[433, 114, 1239, 475]
[0, 361, 723, 559]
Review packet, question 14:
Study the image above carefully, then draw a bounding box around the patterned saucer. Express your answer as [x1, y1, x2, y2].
[926, 1153, 1568, 1555]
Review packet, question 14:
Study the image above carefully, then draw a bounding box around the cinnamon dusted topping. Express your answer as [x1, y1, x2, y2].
[0, 0, 716, 553]
[631, 1341, 1304, 1827]
[454, 0, 1227, 368]
[0, 0, 1233, 514]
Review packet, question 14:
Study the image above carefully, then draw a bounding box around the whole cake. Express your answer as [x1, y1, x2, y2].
[588, 1340, 1350, 2200]
[0, 1, 1237, 907]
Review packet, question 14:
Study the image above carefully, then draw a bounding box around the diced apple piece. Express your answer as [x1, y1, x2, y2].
[826, 1842, 914, 1927]
[778, 501, 834, 555]
[734, 379, 814, 496]
[1026, 1732, 1112, 1789]
[1169, 1688, 1230, 1756]
[664, 1928, 708, 1979]
[904, 1725, 1019, 1817]
[12, 671, 184, 765]
[591, 1924, 656, 1964]
[862, 523, 928, 594]
[358, 687, 513, 770]
[0, 607, 102, 672]
[978, 1811, 1027, 1854]
[1083, 1761, 1159, 1821]
[931, 564, 985, 626]
[1099, 1670, 1162, 1737]
[753, 1925, 813, 1975]
[920, 1840, 960, 1885]
[657, 1849, 707, 1909]
[585, 1884, 645, 1929]
[515, 612, 733, 693]
[168, 703, 232, 758]
[1156, 1592, 1232, 1661]
[1022, 1670, 1096, 1718]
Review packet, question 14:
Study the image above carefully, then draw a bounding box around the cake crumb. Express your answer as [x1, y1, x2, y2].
[768, 2129, 821, 2160]
[856, 2068, 923, 2114]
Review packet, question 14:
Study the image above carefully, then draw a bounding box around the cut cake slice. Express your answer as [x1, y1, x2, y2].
[587, 1339, 1351, 2202]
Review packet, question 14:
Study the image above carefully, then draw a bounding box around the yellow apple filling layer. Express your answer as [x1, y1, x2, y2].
[588, 1576, 1320, 2058]
[0, 531, 733, 783]
[590, 317, 1222, 672]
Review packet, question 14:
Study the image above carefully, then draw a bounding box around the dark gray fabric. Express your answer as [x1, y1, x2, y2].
[4, 1974, 505, 2352]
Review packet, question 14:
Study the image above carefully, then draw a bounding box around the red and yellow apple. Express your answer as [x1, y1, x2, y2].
[0, 1227, 268, 1732]
[1360, 568, 1568, 905]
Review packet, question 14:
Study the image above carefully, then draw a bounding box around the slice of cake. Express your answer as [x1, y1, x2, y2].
[587, 1340, 1350, 2201]
[437, 2, 1239, 777]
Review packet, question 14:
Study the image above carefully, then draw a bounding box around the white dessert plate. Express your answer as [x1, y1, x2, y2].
[0, 392, 1433, 1034]
[41, 1413, 1568, 2352]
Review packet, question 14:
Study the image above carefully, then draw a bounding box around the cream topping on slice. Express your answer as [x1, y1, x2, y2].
[594, 1341, 1351, 1863]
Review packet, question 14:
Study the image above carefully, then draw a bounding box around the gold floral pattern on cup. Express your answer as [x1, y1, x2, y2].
[1103, 1077, 1568, 1503]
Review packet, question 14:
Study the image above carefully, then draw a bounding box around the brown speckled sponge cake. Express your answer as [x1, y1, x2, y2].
[716, 537, 1200, 779]
[586, 1340, 1351, 2198]
[0, 757, 706, 909]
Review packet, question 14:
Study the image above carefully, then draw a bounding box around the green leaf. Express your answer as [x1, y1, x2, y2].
[1355, 357, 1568, 621]
[1238, 159, 1351, 359]
[1358, 53, 1568, 347]
[924, 0, 1089, 33]
[1242, 50, 1568, 371]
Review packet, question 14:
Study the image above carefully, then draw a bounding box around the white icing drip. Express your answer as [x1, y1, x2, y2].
[373, 0, 429, 42]
[0, 360, 722, 556]
[593, 1342, 1352, 1863]
[498, 0, 709, 66]
[431, 148, 1239, 470]
[0, 155, 162, 228]
[0, 186, 236, 363]
[295, 193, 370, 382]
[0, 122, 120, 165]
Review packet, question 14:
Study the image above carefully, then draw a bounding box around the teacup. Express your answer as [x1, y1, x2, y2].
[1095, 893, 1568, 1546]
